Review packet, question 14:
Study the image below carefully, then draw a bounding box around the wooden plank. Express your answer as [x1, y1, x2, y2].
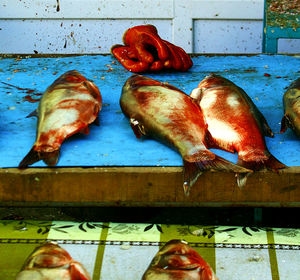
[0, 167, 299, 207]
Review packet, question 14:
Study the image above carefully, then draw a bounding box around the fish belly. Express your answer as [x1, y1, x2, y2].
[35, 88, 99, 151]
[200, 87, 268, 159]
[122, 84, 208, 158]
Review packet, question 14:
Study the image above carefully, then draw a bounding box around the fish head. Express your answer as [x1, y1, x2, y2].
[143, 239, 218, 280]
[22, 242, 73, 269]
[17, 242, 91, 280]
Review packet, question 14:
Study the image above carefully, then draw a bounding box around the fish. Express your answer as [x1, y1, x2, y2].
[280, 77, 300, 138]
[190, 74, 286, 187]
[18, 70, 102, 168]
[16, 241, 90, 280]
[120, 74, 251, 195]
[142, 239, 218, 280]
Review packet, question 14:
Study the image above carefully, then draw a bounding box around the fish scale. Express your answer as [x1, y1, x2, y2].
[190, 74, 286, 188]
[18, 70, 102, 168]
[120, 74, 251, 195]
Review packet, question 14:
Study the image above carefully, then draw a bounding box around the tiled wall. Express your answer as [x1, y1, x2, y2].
[0, 0, 299, 54]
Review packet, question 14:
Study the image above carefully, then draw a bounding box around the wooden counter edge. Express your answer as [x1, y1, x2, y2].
[0, 166, 299, 207]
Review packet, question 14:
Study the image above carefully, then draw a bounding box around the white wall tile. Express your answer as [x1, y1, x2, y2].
[193, 20, 263, 53]
[0, 0, 298, 54]
[0, 19, 172, 54]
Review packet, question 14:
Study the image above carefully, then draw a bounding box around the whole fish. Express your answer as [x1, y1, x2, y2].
[280, 77, 300, 138]
[16, 242, 90, 280]
[19, 70, 102, 168]
[120, 74, 251, 195]
[190, 74, 286, 187]
[142, 239, 218, 280]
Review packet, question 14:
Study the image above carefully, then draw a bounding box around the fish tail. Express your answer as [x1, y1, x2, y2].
[18, 148, 41, 169]
[236, 155, 286, 188]
[183, 155, 251, 196]
[236, 173, 252, 189]
[18, 148, 60, 168]
[237, 155, 286, 172]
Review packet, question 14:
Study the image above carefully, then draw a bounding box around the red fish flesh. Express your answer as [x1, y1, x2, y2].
[142, 239, 218, 280]
[281, 77, 300, 138]
[16, 242, 90, 280]
[120, 74, 251, 195]
[19, 70, 102, 168]
[190, 74, 286, 187]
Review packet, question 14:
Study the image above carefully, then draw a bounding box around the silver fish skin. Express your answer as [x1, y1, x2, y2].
[142, 239, 218, 280]
[190, 74, 286, 187]
[19, 70, 102, 168]
[281, 77, 300, 138]
[16, 242, 91, 280]
[120, 74, 251, 195]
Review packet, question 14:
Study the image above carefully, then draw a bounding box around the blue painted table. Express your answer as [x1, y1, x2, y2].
[0, 54, 299, 207]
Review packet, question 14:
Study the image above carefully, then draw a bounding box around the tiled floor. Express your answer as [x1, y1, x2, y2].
[1, 220, 300, 279]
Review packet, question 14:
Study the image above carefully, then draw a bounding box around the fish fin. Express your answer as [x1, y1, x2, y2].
[42, 150, 60, 166]
[204, 130, 219, 150]
[236, 155, 286, 188]
[80, 126, 90, 135]
[236, 172, 252, 189]
[253, 107, 274, 138]
[238, 86, 274, 138]
[129, 118, 146, 138]
[280, 114, 292, 133]
[26, 109, 38, 118]
[252, 104, 274, 137]
[261, 121, 274, 138]
[204, 130, 235, 152]
[93, 115, 100, 126]
[237, 154, 286, 172]
[19, 148, 60, 168]
[84, 80, 101, 100]
[183, 155, 252, 196]
[18, 148, 41, 169]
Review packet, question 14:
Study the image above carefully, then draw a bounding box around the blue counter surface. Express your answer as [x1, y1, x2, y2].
[0, 54, 299, 168]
